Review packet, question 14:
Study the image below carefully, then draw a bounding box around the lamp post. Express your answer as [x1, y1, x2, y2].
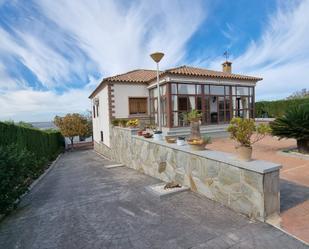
[150, 52, 164, 131]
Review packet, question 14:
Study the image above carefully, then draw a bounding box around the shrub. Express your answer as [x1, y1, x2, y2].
[256, 98, 309, 118]
[227, 118, 271, 147]
[111, 119, 119, 126]
[0, 144, 42, 214]
[126, 119, 139, 127]
[0, 122, 64, 214]
[0, 122, 64, 161]
[270, 103, 309, 154]
[119, 119, 127, 127]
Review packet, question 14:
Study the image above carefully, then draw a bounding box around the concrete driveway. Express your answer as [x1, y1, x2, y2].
[0, 150, 307, 249]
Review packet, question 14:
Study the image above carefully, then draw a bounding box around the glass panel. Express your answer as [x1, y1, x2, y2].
[154, 98, 158, 112]
[161, 98, 166, 113]
[172, 96, 178, 111]
[225, 86, 230, 95]
[249, 87, 253, 96]
[160, 85, 166, 96]
[178, 97, 188, 111]
[232, 86, 236, 95]
[210, 96, 218, 124]
[240, 96, 249, 109]
[178, 112, 187, 126]
[152, 87, 158, 97]
[219, 111, 225, 122]
[243, 109, 249, 119]
[171, 83, 177, 94]
[196, 85, 202, 94]
[218, 97, 225, 110]
[172, 112, 178, 127]
[225, 98, 230, 110]
[178, 84, 195, 94]
[204, 85, 210, 94]
[188, 96, 196, 110]
[226, 111, 231, 122]
[204, 96, 210, 111]
[237, 86, 249, 95]
[210, 85, 224, 95]
[197, 97, 202, 110]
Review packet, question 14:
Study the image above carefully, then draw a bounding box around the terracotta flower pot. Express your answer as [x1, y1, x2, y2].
[236, 146, 252, 161]
[187, 139, 206, 151]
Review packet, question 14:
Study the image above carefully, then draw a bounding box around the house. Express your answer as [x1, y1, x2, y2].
[89, 61, 262, 148]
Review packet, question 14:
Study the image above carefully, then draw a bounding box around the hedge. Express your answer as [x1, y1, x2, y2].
[0, 122, 64, 160]
[256, 98, 309, 118]
[0, 122, 64, 214]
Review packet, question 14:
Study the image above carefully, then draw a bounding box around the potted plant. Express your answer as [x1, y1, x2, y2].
[119, 119, 127, 127]
[143, 132, 153, 139]
[270, 103, 309, 154]
[184, 109, 202, 140]
[187, 136, 211, 151]
[227, 118, 271, 161]
[153, 130, 163, 141]
[177, 136, 186, 146]
[111, 119, 119, 126]
[165, 136, 176, 143]
[126, 119, 139, 128]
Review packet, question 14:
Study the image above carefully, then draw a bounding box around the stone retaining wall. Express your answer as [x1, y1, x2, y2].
[95, 126, 281, 221]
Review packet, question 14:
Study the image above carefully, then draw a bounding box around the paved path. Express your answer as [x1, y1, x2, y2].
[0, 150, 307, 249]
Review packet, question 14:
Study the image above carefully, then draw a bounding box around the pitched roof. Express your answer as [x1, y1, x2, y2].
[89, 65, 262, 98]
[105, 69, 158, 83]
[164, 65, 262, 81]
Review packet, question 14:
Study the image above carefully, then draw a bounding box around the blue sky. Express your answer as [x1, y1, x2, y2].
[0, 0, 308, 121]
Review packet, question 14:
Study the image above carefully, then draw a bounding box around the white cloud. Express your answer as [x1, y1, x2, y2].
[196, 0, 309, 101]
[0, 0, 205, 121]
[231, 0, 309, 100]
[36, 0, 204, 74]
[0, 87, 92, 122]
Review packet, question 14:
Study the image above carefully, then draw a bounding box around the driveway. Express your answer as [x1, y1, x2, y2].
[0, 150, 307, 249]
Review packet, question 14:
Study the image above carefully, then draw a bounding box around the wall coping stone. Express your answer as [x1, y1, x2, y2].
[113, 126, 139, 131]
[133, 135, 282, 174]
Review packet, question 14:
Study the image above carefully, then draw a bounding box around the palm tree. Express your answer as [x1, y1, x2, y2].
[270, 103, 309, 154]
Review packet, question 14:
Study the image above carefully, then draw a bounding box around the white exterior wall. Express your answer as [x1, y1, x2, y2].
[113, 84, 149, 118]
[92, 86, 110, 147]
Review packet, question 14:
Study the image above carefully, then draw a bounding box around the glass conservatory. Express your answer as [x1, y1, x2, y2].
[149, 83, 255, 128]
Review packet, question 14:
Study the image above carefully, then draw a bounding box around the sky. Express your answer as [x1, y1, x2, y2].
[0, 0, 308, 121]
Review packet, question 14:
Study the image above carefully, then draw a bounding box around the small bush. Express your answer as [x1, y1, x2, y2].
[227, 118, 271, 147]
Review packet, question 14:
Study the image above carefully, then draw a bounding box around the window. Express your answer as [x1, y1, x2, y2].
[129, 97, 147, 115]
[93, 105, 96, 118]
[96, 104, 99, 117]
[232, 86, 254, 119]
[100, 131, 103, 142]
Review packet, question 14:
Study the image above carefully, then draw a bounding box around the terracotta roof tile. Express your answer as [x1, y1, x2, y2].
[105, 69, 158, 83]
[89, 65, 262, 98]
[165, 65, 262, 81]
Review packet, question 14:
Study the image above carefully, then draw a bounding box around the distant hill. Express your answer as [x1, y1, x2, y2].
[30, 121, 58, 130]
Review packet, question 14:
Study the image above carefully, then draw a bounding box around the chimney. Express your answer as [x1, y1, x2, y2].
[222, 61, 232, 73]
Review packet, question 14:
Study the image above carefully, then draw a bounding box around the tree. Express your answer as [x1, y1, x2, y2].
[270, 103, 309, 154]
[54, 113, 88, 148]
[287, 88, 309, 100]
